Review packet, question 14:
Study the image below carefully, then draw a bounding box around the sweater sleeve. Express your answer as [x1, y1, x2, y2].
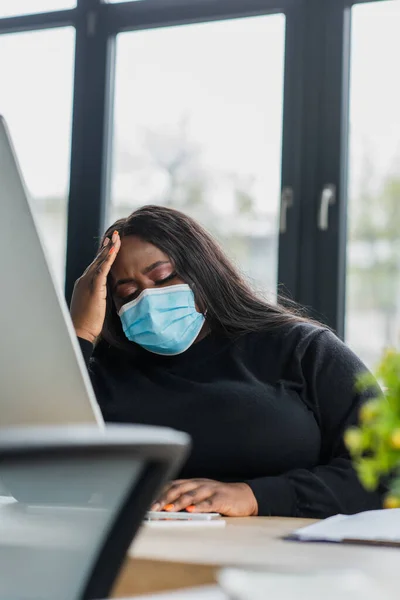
[78, 337, 93, 368]
[246, 328, 384, 518]
[78, 337, 112, 412]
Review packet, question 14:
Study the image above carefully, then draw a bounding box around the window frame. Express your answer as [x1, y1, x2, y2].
[68, 0, 309, 303]
[0, 0, 381, 334]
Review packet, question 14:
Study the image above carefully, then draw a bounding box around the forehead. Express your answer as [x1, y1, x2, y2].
[110, 236, 170, 280]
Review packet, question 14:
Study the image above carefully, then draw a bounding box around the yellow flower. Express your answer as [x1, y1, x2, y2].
[384, 496, 400, 509]
[344, 429, 363, 453]
[359, 400, 381, 424]
[384, 348, 396, 357]
[390, 429, 400, 450]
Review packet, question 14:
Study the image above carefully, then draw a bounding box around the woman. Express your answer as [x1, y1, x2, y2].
[70, 205, 382, 518]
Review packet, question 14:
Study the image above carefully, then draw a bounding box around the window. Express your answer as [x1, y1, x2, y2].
[345, 1, 400, 368]
[110, 15, 285, 294]
[0, 27, 75, 287]
[0, 0, 75, 18]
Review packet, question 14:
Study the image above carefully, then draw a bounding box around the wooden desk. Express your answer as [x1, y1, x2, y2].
[112, 517, 400, 597]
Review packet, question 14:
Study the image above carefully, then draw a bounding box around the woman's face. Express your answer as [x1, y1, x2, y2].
[109, 235, 184, 313]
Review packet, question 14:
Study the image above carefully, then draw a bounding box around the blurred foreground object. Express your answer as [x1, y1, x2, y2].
[0, 424, 189, 600]
[345, 349, 400, 507]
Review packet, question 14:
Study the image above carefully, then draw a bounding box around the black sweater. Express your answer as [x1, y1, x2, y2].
[79, 323, 382, 518]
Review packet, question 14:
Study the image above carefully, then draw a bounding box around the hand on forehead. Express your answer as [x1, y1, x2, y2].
[110, 236, 184, 310]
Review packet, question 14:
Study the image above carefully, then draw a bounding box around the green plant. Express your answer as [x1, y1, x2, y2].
[345, 349, 400, 508]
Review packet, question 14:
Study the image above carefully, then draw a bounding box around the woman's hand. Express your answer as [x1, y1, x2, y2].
[151, 479, 258, 517]
[70, 231, 121, 343]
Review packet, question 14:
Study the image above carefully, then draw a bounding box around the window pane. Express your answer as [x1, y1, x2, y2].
[0, 0, 75, 18]
[346, 1, 400, 368]
[110, 15, 285, 294]
[0, 28, 75, 287]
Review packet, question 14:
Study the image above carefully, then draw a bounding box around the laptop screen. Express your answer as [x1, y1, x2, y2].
[0, 454, 143, 600]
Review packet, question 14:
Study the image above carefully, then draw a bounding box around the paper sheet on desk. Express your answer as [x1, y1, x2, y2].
[121, 585, 227, 599]
[218, 568, 391, 600]
[288, 509, 400, 545]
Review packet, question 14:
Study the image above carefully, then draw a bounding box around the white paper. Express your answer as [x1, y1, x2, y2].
[218, 568, 391, 600]
[290, 509, 400, 543]
[123, 586, 226, 600]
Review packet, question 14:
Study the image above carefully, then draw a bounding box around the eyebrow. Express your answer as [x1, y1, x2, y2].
[113, 261, 171, 292]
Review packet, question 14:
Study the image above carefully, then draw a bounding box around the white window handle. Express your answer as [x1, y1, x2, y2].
[279, 187, 294, 234]
[318, 184, 336, 231]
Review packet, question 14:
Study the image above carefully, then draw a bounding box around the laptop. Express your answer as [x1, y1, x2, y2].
[0, 115, 103, 429]
[0, 424, 190, 600]
[0, 117, 192, 598]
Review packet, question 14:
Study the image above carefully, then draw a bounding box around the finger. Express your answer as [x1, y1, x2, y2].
[150, 483, 176, 509]
[157, 479, 203, 499]
[151, 479, 209, 511]
[186, 494, 218, 513]
[85, 231, 120, 274]
[172, 486, 215, 512]
[81, 244, 109, 277]
[154, 480, 201, 511]
[95, 231, 117, 261]
[151, 480, 187, 511]
[98, 233, 121, 272]
[157, 479, 199, 499]
[81, 236, 114, 278]
[97, 231, 120, 267]
[156, 482, 200, 511]
[91, 234, 121, 285]
[92, 237, 113, 269]
[151, 481, 178, 510]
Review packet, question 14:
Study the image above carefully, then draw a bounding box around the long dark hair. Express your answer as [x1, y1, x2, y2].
[99, 205, 314, 353]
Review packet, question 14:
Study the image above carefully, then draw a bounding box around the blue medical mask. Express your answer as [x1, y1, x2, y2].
[118, 284, 205, 356]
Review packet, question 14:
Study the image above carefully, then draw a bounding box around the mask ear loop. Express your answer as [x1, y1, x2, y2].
[187, 279, 207, 317]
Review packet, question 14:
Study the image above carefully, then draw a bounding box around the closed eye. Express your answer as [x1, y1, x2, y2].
[154, 272, 178, 286]
[118, 289, 139, 304]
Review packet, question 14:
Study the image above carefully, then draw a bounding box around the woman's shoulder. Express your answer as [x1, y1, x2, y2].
[229, 322, 330, 375]
[243, 321, 332, 354]
[239, 321, 359, 386]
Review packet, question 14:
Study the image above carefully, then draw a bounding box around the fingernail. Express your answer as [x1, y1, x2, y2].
[186, 505, 196, 513]
[103, 237, 110, 247]
[152, 503, 161, 511]
[164, 504, 174, 512]
[112, 230, 119, 242]
[109, 247, 115, 255]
